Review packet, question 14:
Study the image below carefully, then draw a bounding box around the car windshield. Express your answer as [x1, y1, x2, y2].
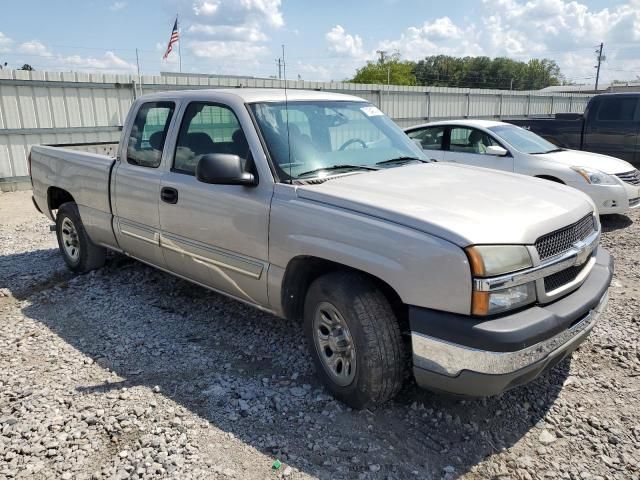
[249, 101, 426, 181]
[489, 124, 559, 154]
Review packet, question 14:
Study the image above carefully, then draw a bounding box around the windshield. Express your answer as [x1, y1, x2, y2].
[489, 124, 559, 154]
[249, 101, 426, 181]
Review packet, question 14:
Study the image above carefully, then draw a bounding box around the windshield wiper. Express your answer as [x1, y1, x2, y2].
[296, 164, 380, 178]
[375, 156, 428, 166]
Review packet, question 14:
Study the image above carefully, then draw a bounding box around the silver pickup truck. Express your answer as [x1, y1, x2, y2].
[30, 89, 613, 408]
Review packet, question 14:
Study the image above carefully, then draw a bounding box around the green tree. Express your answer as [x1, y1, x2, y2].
[350, 52, 417, 86]
[412, 55, 563, 90]
[19, 64, 34, 71]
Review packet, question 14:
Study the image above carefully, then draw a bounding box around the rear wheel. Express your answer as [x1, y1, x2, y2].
[55, 202, 106, 273]
[303, 271, 405, 409]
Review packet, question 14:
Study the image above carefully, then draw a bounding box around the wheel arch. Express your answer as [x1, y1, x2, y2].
[281, 255, 407, 328]
[47, 187, 76, 217]
[534, 174, 566, 184]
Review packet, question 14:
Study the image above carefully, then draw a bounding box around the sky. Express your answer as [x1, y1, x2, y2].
[1, 0, 639, 87]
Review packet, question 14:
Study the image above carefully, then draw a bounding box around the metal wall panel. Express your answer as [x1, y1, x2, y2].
[0, 70, 593, 182]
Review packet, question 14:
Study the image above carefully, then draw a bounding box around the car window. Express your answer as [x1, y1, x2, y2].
[173, 102, 249, 175]
[449, 127, 498, 154]
[407, 126, 445, 150]
[596, 97, 638, 122]
[126, 102, 175, 167]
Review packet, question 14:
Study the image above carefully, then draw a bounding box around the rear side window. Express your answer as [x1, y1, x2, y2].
[596, 97, 638, 122]
[126, 102, 175, 167]
[173, 102, 249, 175]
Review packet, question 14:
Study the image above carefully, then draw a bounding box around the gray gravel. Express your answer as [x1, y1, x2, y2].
[1, 190, 639, 479]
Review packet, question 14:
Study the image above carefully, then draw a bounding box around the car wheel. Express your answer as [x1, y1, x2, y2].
[303, 271, 405, 409]
[56, 202, 106, 273]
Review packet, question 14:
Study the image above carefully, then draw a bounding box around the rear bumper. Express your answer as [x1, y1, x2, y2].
[410, 248, 613, 396]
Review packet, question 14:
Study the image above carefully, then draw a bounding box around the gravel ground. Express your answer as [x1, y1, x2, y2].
[0, 189, 639, 480]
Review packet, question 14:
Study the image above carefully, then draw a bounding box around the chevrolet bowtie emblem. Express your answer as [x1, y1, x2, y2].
[573, 239, 593, 266]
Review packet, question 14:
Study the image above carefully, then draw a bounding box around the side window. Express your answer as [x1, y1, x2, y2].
[174, 102, 248, 175]
[407, 126, 445, 150]
[449, 127, 498, 154]
[127, 102, 175, 167]
[596, 97, 638, 122]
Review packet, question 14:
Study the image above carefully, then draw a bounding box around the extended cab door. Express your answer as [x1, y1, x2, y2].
[405, 125, 446, 162]
[583, 95, 639, 163]
[443, 126, 514, 171]
[158, 100, 272, 306]
[112, 101, 176, 267]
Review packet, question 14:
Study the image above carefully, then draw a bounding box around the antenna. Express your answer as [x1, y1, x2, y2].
[282, 44, 292, 184]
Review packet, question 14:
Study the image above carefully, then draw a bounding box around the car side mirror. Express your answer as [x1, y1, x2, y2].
[486, 146, 508, 156]
[196, 154, 256, 186]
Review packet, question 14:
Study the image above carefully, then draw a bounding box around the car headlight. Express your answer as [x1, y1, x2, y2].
[571, 166, 617, 185]
[466, 245, 536, 316]
[466, 245, 532, 277]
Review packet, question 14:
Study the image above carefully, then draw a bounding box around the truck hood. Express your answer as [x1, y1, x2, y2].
[295, 163, 595, 246]
[536, 149, 636, 174]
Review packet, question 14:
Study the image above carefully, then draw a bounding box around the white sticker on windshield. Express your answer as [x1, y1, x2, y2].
[360, 106, 384, 117]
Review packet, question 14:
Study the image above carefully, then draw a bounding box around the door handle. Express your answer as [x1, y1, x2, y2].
[429, 158, 439, 162]
[161, 187, 178, 204]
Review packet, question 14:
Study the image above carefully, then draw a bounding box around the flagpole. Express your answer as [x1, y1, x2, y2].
[177, 13, 182, 73]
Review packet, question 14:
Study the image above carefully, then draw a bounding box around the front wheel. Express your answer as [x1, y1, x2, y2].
[55, 202, 106, 273]
[303, 271, 405, 409]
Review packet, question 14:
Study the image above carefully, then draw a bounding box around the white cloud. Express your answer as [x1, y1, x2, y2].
[12, 40, 136, 73]
[18, 40, 53, 57]
[183, 0, 284, 70]
[187, 24, 267, 42]
[0, 32, 13, 53]
[326, 25, 364, 58]
[109, 1, 127, 11]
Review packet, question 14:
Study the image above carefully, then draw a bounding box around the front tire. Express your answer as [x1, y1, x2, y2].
[303, 271, 405, 409]
[55, 202, 106, 273]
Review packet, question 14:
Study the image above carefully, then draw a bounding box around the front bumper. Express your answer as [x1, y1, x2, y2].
[410, 248, 613, 397]
[569, 181, 640, 215]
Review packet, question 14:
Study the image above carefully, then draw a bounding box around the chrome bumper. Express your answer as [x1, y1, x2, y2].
[412, 291, 608, 377]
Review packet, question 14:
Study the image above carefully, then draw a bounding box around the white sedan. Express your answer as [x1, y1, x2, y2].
[405, 119, 640, 215]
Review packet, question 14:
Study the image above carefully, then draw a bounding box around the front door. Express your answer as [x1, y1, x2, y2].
[158, 101, 272, 306]
[443, 126, 514, 171]
[113, 101, 176, 267]
[405, 125, 446, 162]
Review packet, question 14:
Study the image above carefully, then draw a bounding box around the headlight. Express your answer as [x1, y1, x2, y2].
[571, 166, 617, 185]
[466, 245, 532, 277]
[466, 245, 536, 316]
[472, 283, 536, 316]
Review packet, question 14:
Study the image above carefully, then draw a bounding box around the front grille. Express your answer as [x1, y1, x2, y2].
[615, 169, 640, 186]
[544, 262, 589, 292]
[535, 214, 596, 260]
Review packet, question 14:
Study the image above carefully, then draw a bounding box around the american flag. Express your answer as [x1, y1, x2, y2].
[163, 18, 179, 60]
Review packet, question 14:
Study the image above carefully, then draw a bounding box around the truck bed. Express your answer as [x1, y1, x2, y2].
[506, 116, 584, 150]
[30, 145, 118, 249]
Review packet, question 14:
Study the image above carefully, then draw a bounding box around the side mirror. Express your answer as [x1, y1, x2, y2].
[196, 154, 256, 186]
[486, 145, 508, 157]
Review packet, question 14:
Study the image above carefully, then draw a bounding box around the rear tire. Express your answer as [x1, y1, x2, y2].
[55, 202, 106, 273]
[303, 271, 405, 409]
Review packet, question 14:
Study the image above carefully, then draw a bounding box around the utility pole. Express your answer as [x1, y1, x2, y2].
[376, 50, 387, 64]
[281, 44, 286, 81]
[595, 42, 604, 91]
[510, 78, 514, 90]
[135, 48, 141, 77]
[275, 58, 282, 79]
